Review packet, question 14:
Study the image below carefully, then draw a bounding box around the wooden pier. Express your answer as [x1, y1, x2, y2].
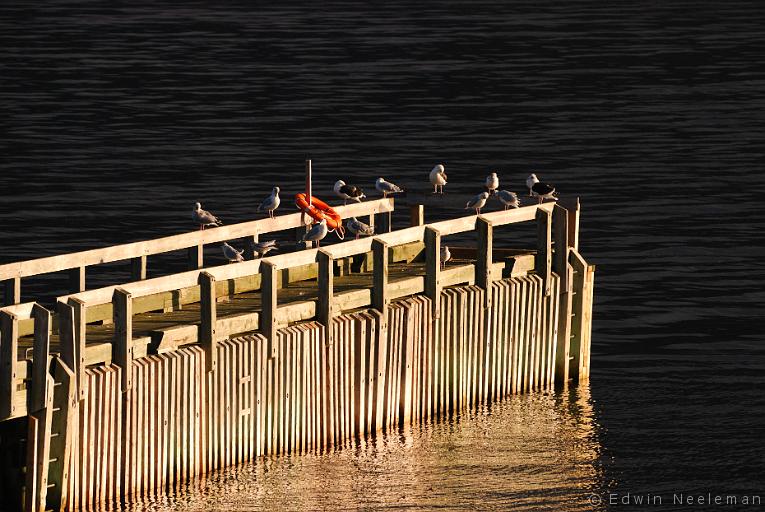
[0, 197, 594, 511]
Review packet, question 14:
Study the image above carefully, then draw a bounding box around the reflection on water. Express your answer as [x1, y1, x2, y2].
[114, 386, 602, 511]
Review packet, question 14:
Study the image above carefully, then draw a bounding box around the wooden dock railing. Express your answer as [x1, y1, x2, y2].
[0, 198, 395, 306]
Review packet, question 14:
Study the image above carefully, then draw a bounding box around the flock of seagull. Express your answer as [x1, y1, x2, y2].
[191, 166, 558, 264]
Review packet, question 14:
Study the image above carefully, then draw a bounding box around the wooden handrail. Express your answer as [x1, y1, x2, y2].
[0, 198, 395, 281]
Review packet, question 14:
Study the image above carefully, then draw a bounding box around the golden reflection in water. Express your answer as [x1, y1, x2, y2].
[116, 385, 604, 511]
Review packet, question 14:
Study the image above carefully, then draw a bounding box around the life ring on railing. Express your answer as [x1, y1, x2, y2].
[294, 193, 345, 238]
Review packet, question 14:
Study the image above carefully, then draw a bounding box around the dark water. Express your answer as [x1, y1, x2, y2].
[2, 1, 765, 510]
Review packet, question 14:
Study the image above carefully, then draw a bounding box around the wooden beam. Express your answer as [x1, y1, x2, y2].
[552, 205, 570, 293]
[475, 217, 493, 300]
[371, 239, 389, 311]
[199, 272, 218, 372]
[409, 205, 424, 227]
[68, 266, 85, 294]
[112, 288, 133, 391]
[261, 261, 278, 359]
[243, 233, 259, 261]
[0, 311, 19, 418]
[31, 304, 51, 413]
[66, 298, 86, 400]
[535, 209, 552, 297]
[424, 227, 442, 318]
[188, 243, 204, 270]
[559, 197, 580, 251]
[317, 250, 334, 338]
[131, 255, 147, 281]
[2, 277, 20, 306]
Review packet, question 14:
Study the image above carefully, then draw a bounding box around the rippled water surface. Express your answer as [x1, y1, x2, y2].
[2, 1, 764, 510]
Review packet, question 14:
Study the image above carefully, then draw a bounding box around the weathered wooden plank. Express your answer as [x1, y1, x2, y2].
[372, 239, 389, 311]
[46, 357, 75, 512]
[199, 272, 218, 372]
[112, 289, 133, 392]
[536, 209, 552, 297]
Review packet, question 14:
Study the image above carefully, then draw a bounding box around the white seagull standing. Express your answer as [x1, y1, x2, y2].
[346, 217, 374, 239]
[253, 240, 278, 258]
[375, 177, 404, 198]
[333, 180, 366, 205]
[440, 245, 451, 269]
[429, 164, 447, 194]
[192, 202, 222, 230]
[485, 172, 499, 195]
[465, 191, 489, 214]
[257, 187, 281, 219]
[527, 174, 558, 203]
[497, 190, 520, 210]
[221, 242, 244, 263]
[302, 219, 328, 247]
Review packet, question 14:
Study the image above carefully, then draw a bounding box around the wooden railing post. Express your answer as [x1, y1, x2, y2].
[131, 255, 147, 281]
[409, 205, 424, 227]
[112, 288, 133, 391]
[536, 208, 552, 297]
[0, 311, 19, 418]
[31, 304, 51, 413]
[66, 298, 87, 400]
[568, 197, 580, 251]
[244, 232, 260, 260]
[188, 243, 204, 270]
[261, 261, 278, 359]
[317, 250, 334, 343]
[378, 209, 392, 233]
[552, 205, 570, 293]
[199, 272, 218, 372]
[371, 239, 389, 311]
[3, 277, 20, 306]
[68, 266, 85, 294]
[424, 227, 442, 318]
[476, 217, 493, 306]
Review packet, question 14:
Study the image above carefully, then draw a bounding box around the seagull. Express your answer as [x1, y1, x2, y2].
[485, 172, 499, 195]
[333, 180, 366, 205]
[527, 174, 558, 203]
[192, 202, 222, 230]
[257, 187, 281, 219]
[429, 164, 447, 194]
[465, 191, 489, 214]
[221, 242, 244, 263]
[253, 239, 278, 258]
[302, 219, 328, 247]
[375, 177, 403, 198]
[346, 217, 374, 239]
[440, 245, 451, 269]
[497, 190, 520, 210]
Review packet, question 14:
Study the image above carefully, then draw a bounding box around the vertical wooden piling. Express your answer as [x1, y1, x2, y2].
[261, 261, 278, 359]
[68, 267, 86, 294]
[0, 311, 19, 418]
[3, 277, 21, 306]
[199, 272, 218, 372]
[476, 217, 493, 302]
[536, 209, 552, 297]
[188, 244, 204, 270]
[317, 250, 334, 338]
[424, 227, 442, 318]
[409, 205, 424, 226]
[47, 357, 76, 511]
[113, 289, 133, 392]
[131, 256, 147, 281]
[31, 304, 51, 413]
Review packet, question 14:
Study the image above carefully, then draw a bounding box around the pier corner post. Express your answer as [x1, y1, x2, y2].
[535, 208, 552, 297]
[199, 271, 218, 373]
[66, 297, 87, 400]
[476, 217, 494, 307]
[31, 304, 51, 413]
[317, 250, 334, 343]
[0, 311, 19, 419]
[261, 261, 278, 359]
[424, 227, 442, 319]
[113, 288, 134, 392]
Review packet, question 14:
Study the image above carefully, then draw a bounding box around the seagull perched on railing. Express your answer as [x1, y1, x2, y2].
[221, 242, 244, 263]
[192, 202, 222, 230]
[333, 180, 366, 205]
[440, 245, 451, 269]
[465, 192, 489, 214]
[257, 187, 281, 218]
[346, 217, 374, 239]
[485, 172, 499, 195]
[429, 164, 447, 194]
[302, 219, 328, 247]
[375, 177, 403, 198]
[497, 190, 520, 210]
[526, 174, 558, 203]
[253, 240, 278, 258]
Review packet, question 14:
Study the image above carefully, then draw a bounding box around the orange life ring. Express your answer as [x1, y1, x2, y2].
[294, 193, 344, 232]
